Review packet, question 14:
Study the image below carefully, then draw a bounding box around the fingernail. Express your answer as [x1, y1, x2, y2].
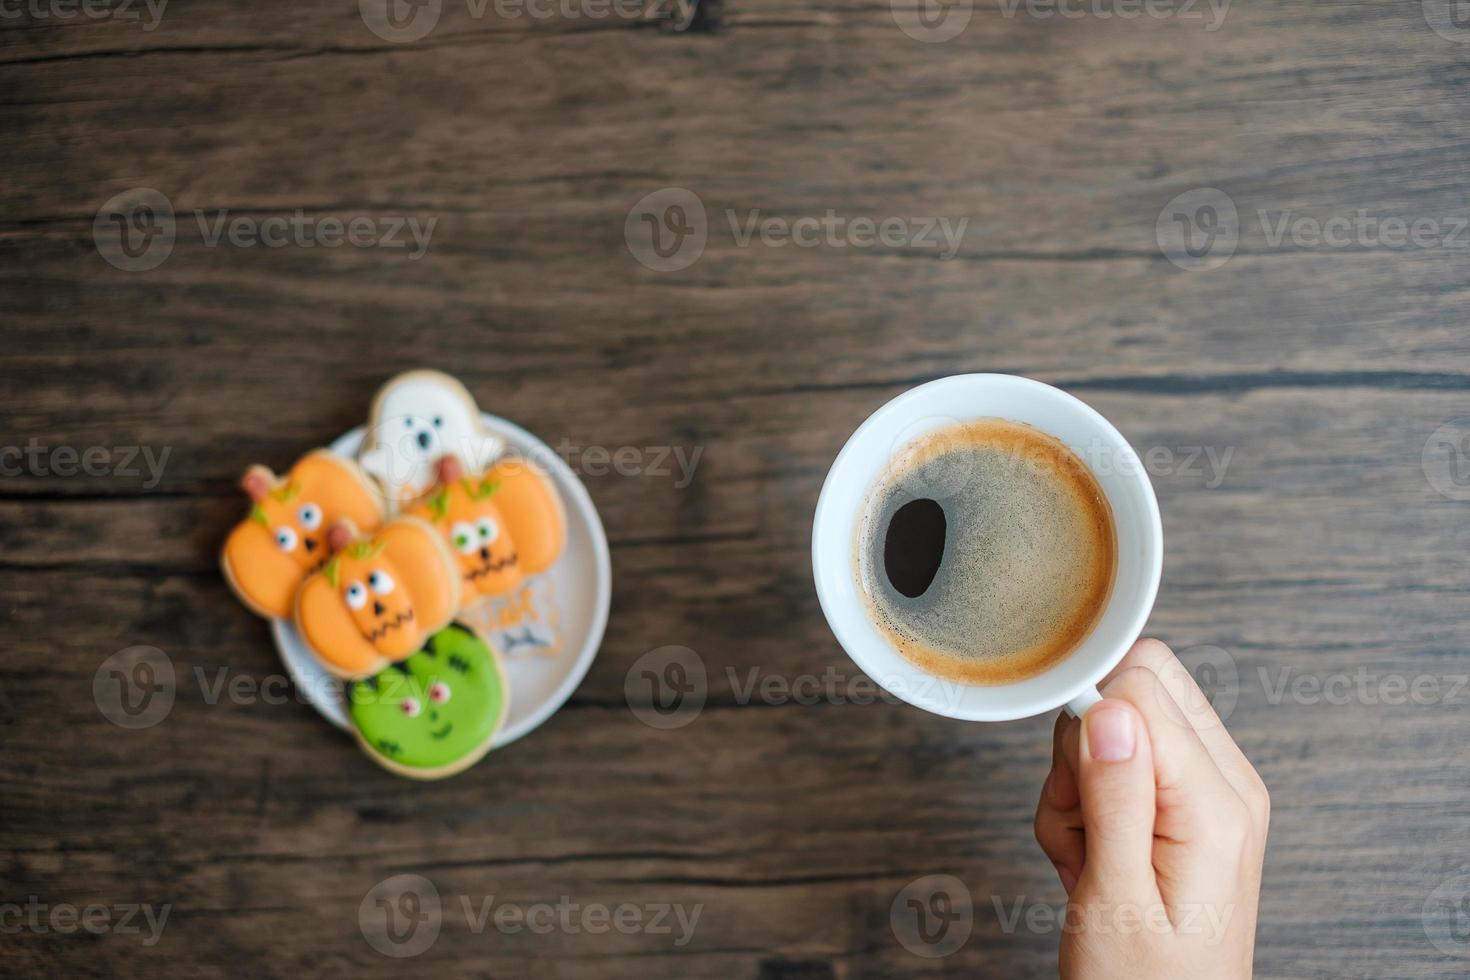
[1086, 705, 1136, 762]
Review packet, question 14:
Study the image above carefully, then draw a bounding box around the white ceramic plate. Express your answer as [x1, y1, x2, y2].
[271, 413, 611, 749]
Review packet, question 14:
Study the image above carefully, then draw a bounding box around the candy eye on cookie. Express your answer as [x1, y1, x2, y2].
[368, 569, 395, 595]
[347, 565, 411, 637]
[451, 521, 477, 555]
[474, 517, 499, 545]
[292, 504, 327, 561]
[297, 502, 323, 531]
[278, 521, 325, 566]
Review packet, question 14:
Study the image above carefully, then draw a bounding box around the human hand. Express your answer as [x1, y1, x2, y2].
[1033, 639, 1270, 980]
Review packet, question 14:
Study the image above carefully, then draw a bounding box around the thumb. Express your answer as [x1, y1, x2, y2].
[1075, 699, 1161, 904]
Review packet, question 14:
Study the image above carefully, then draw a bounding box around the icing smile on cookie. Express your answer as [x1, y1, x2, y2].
[367, 608, 414, 643]
[430, 721, 454, 740]
[465, 550, 518, 582]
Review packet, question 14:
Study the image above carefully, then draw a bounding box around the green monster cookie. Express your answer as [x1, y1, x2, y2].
[347, 623, 509, 779]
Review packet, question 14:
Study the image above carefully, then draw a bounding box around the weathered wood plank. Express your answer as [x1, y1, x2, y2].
[6, 0, 1470, 976]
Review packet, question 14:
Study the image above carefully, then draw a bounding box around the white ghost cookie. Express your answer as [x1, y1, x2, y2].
[360, 370, 504, 508]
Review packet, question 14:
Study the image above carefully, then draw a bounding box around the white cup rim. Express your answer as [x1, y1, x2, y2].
[811, 374, 1163, 722]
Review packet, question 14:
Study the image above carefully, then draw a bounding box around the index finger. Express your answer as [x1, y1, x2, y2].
[1103, 638, 1260, 802]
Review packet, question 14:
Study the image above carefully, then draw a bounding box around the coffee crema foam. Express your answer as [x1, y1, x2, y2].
[855, 418, 1117, 685]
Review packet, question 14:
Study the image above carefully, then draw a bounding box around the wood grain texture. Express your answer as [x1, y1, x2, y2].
[4, 0, 1470, 976]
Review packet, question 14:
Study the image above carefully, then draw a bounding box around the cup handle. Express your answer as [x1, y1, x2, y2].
[1065, 687, 1102, 719]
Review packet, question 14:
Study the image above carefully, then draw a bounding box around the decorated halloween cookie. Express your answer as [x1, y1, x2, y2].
[347, 623, 509, 779]
[221, 451, 384, 619]
[359, 370, 505, 508]
[406, 457, 523, 606]
[295, 517, 460, 679]
[483, 455, 567, 576]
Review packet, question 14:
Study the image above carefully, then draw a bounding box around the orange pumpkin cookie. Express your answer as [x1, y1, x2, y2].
[483, 455, 567, 576]
[295, 517, 460, 679]
[407, 457, 523, 606]
[220, 451, 384, 619]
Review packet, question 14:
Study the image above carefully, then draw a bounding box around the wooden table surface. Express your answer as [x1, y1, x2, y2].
[6, 0, 1470, 976]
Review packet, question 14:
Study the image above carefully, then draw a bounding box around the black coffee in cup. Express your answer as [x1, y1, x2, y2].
[855, 418, 1117, 685]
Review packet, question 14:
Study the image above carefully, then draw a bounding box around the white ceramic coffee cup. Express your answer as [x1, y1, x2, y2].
[812, 374, 1163, 722]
